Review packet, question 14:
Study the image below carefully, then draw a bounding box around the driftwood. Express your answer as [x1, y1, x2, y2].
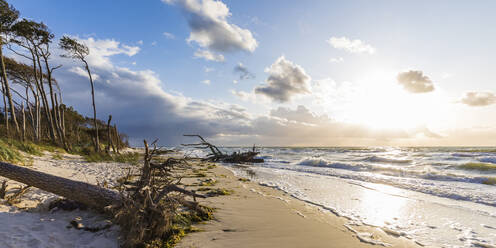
[182, 134, 264, 163]
[0, 140, 212, 246]
[0, 161, 121, 209]
[113, 140, 209, 247]
[6, 185, 31, 205]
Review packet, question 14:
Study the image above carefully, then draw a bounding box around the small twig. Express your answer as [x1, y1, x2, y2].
[6, 185, 31, 205]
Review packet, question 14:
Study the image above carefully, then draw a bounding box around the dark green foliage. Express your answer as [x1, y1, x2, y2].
[0, 0, 19, 34]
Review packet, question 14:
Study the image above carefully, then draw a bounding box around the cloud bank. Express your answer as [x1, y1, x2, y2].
[44, 36, 496, 147]
[397, 70, 434, 93]
[254, 56, 311, 102]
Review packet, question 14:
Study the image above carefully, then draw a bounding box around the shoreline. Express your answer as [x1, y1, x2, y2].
[177, 163, 421, 248]
[0, 150, 423, 247]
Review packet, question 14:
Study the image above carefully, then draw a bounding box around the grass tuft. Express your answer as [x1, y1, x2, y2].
[83, 152, 141, 165]
[0, 139, 24, 164]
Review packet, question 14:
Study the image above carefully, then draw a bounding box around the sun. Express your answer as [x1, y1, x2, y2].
[337, 69, 451, 130]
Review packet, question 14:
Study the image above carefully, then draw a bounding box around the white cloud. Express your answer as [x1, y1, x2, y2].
[230, 89, 267, 103]
[232, 80, 238, 84]
[397, 70, 434, 93]
[163, 0, 257, 60]
[68, 66, 100, 81]
[163, 32, 175, 39]
[194, 49, 225, 62]
[201, 79, 211, 85]
[329, 57, 344, 63]
[270, 105, 328, 124]
[204, 66, 214, 73]
[460, 91, 496, 107]
[151, 41, 157, 46]
[254, 56, 311, 102]
[327, 36, 375, 54]
[137, 40, 143, 45]
[68, 37, 140, 69]
[441, 72, 453, 79]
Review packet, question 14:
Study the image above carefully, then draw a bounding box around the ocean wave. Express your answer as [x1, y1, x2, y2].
[459, 162, 496, 171]
[297, 158, 365, 171]
[480, 157, 496, 164]
[452, 153, 478, 158]
[270, 165, 496, 207]
[360, 155, 412, 164]
[296, 158, 496, 186]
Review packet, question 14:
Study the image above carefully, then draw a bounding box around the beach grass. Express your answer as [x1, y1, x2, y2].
[460, 162, 496, 171]
[83, 152, 141, 165]
[0, 139, 24, 164]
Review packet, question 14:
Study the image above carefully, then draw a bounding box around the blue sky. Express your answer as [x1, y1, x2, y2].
[9, 0, 496, 146]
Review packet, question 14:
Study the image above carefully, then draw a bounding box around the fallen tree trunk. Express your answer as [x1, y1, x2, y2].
[0, 161, 121, 210]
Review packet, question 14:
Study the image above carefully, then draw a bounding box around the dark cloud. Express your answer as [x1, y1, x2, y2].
[397, 70, 434, 93]
[460, 91, 496, 107]
[255, 56, 311, 102]
[233, 62, 254, 80]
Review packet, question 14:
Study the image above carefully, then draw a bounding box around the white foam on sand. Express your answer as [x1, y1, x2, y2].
[0, 151, 136, 248]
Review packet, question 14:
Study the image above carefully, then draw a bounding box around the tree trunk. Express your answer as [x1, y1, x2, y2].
[106, 115, 112, 154]
[29, 54, 41, 141]
[21, 102, 25, 141]
[26, 87, 35, 141]
[1, 75, 8, 135]
[113, 124, 119, 154]
[84, 61, 100, 152]
[58, 92, 65, 137]
[0, 161, 121, 210]
[0, 43, 19, 135]
[42, 56, 65, 148]
[35, 53, 56, 142]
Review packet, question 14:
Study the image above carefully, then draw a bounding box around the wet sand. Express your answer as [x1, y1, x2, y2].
[177, 164, 420, 248]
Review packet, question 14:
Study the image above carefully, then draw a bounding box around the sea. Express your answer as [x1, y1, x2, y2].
[186, 146, 496, 247]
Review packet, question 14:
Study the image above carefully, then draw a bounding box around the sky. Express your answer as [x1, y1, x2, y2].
[8, 0, 496, 146]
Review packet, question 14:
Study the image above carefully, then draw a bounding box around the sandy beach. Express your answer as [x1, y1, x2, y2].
[0, 150, 423, 248]
[0, 151, 128, 248]
[177, 163, 421, 248]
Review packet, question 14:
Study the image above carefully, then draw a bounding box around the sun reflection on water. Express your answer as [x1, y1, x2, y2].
[358, 184, 407, 226]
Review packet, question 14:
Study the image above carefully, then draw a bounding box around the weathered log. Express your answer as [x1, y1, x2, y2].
[0, 161, 121, 210]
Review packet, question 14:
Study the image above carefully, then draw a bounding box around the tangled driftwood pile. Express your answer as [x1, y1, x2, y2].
[182, 134, 264, 163]
[0, 140, 212, 247]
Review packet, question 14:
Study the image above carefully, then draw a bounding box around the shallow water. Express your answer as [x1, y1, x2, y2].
[217, 147, 496, 247]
